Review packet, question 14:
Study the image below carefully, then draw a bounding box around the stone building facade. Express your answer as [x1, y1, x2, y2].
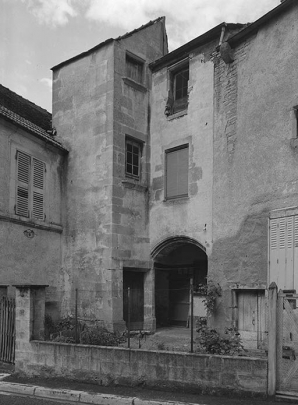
[2, 0, 298, 342]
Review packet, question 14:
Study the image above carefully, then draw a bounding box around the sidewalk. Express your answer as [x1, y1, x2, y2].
[0, 362, 296, 405]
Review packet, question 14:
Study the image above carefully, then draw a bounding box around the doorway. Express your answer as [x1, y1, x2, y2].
[154, 237, 208, 328]
[123, 270, 144, 330]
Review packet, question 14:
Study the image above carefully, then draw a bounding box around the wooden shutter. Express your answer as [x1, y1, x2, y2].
[166, 146, 188, 198]
[32, 158, 45, 220]
[16, 151, 30, 217]
[269, 216, 296, 290]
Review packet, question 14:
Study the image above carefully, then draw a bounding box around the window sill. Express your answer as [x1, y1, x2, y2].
[122, 180, 148, 192]
[163, 196, 189, 204]
[0, 213, 63, 233]
[122, 77, 147, 93]
[167, 109, 188, 121]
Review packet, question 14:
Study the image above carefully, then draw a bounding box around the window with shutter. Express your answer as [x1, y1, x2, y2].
[165, 145, 189, 199]
[16, 151, 30, 217]
[15, 151, 45, 221]
[269, 215, 298, 291]
[126, 54, 143, 84]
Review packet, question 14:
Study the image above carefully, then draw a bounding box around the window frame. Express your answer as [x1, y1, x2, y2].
[14, 150, 46, 222]
[165, 58, 189, 116]
[165, 144, 189, 200]
[125, 137, 143, 181]
[125, 52, 144, 85]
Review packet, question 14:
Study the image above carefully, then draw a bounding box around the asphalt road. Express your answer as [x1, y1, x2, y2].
[0, 393, 74, 404]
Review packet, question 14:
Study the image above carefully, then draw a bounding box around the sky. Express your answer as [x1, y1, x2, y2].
[1, 0, 279, 113]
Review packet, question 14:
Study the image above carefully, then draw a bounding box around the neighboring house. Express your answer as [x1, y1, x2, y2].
[210, 0, 298, 349]
[0, 84, 68, 319]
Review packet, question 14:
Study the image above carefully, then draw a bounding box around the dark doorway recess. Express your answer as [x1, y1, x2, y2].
[123, 270, 144, 330]
[154, 238, 207, 328]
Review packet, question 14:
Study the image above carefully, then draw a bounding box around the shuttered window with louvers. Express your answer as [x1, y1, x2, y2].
[269, 215, 298, 291]
[32, 158, 45, 220]
[16, 151, 30, 217]
[165, 145, 189, 199]
[15, 151, 45, 221]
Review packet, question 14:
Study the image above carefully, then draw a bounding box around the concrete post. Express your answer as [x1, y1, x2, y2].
[14, 284, 48, 341]
[268, 282, 278, 397]
[143, 266, 156, 331]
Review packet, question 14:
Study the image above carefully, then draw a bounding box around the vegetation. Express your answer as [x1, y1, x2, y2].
[196, 325, 244, 355]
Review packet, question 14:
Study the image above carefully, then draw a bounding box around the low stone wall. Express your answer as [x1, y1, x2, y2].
[16, 340, 268, 395]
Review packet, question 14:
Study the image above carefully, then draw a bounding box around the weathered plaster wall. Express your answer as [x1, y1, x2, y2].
[211, 4, 298, 328]
[0, 118, 64, 316]
[150, 41, 216, 258]
[52, 44, 117, 326]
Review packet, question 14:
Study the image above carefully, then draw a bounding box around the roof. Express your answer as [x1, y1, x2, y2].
[52, 17, 165, 71]
[227, 0, 295, 47]
[0, 85, 67, 152]
[150, 23, 244, 72]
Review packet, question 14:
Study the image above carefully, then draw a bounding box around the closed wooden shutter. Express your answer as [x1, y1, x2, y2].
[32, 158, 45, 220]
[166, 146, 188, 198]
[269, 216, 298, 290]
[16, 151, 30, 217]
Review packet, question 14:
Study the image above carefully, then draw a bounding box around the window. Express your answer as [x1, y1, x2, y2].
[15, 150, 45, 221]
[126, 54, 143, 84]
[165, 145, 189, 199]
[125, 139, 142, 180]
[165, 60, 189, 116]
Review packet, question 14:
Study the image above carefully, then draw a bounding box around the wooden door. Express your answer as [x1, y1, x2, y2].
[123, 271, 144, 330]
[237, 291, 266, 350]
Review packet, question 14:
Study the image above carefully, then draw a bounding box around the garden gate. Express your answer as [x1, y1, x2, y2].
[0, 296, 15, 363]
[276, 291, 298, 397]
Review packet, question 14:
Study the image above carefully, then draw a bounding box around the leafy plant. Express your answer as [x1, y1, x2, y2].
[196, 325, 243, 355]
[196, 279, 222, 315]
[80, 326, 122, 346]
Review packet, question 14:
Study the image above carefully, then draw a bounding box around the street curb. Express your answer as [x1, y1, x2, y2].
[0, 381, 205, 405]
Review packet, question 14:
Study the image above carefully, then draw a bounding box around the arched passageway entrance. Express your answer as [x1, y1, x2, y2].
[153, 237, 207, 327]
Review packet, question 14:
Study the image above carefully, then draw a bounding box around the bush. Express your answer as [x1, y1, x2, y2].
[80, 326, 122, 346]
[196, 325, 243, 355]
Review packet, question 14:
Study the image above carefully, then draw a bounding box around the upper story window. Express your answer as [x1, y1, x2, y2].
[165, 144, 189, 199]
[15, 150, 46, 221]
[125, 138, 142, 180]
[126, 53, 144, 84]
[165, 59, 189, 117]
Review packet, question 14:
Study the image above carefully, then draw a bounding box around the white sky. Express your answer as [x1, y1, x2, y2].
[1, 0, 279, 112]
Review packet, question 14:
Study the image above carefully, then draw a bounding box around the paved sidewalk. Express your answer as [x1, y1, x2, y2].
[0, 374, 297, 405]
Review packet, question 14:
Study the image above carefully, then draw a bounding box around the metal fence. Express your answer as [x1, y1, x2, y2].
[0, 296, 15, 363]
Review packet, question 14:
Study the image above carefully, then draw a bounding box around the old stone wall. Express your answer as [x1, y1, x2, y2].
[211, 4, 298, 329]
[0, 118, 64, 318]
[16, 340, 268, 395]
